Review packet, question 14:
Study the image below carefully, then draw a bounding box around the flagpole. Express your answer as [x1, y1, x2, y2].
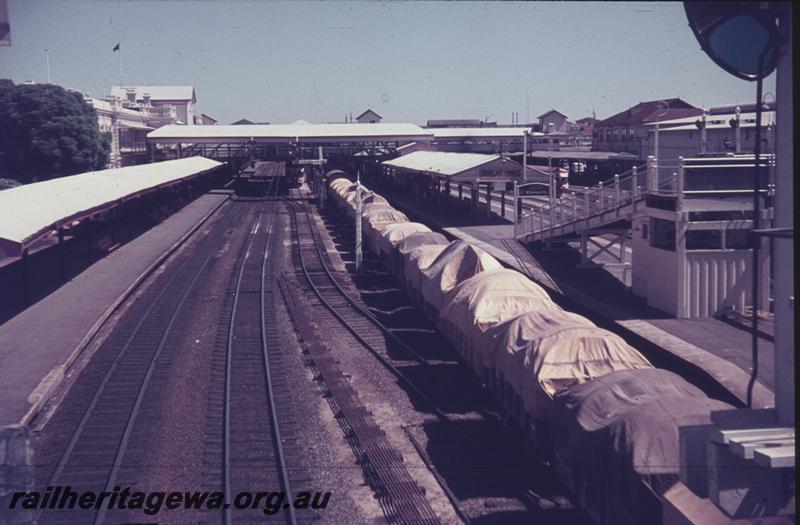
[118, 48, 123, 85]
[45, 49, 51, 83]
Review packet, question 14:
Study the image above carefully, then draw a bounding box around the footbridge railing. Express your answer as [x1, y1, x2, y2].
[514, 161, 651, 240]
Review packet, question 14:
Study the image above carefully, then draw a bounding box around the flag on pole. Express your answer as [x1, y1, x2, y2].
[112, 42, 120, 52]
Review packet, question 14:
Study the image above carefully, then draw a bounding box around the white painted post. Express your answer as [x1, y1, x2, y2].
[355, 170, 362, 272]
[632, 166, 638, 197]
[523, 130, 528, 183]
[614, 174, 620, 204]
[676, 156, 685, 212]
[572, 192, 577, 219]
[599, 181, 605, 209]
[734, 106, 742, 154]
[584, 190, 589, 219]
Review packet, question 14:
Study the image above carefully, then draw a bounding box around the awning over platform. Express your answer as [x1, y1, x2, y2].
[527, 150, 639, 161]
[147, 123, 433, 144]
[429, 127, 541, 140]
[0, 157, 223, 256]
[383, 151, 533, 183]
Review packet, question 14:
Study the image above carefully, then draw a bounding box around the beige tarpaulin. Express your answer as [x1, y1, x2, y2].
[403, 244, 450, 295]
[392, 231, 449, 275]
[419, 240, 502, 313]
[345, 191, 388, 218]
[376, 222, 432, 256]
[328, 177, 352, 194]
[360, 202, 394, 218]
[362, 207, 409, 253]
[553, 369, 734, 525]
[489, 310, 652, 420]
[439, 268, 560, 369]
[395, 232, 450, 257]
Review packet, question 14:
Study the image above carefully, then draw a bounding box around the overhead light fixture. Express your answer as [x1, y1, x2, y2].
[684, 1, 781, 81]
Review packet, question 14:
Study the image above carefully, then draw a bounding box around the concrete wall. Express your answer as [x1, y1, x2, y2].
[681, 250, 768, 318]
[631, 223, 680, 315]
[651, 127, 772, 163]
[632, 214, 770, 318]
[539, 113, 568, 133]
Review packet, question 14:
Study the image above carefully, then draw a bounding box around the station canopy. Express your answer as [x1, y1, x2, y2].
[527, 150, 640, 162]
[383, 150, 530, 183]
[147, 123, 434, 144]
[429, 127, 540, 140]
[0, 157, 222, 256]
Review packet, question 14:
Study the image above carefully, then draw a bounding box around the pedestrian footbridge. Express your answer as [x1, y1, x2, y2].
[514, 163, 649, 243]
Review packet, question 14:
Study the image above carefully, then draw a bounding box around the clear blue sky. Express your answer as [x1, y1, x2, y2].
[0, 0, 774, 125]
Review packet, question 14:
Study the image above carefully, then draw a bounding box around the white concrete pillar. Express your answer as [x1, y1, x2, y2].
[773, 6, 794, 426]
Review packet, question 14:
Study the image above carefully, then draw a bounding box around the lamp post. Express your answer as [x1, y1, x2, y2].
[353, 171, 376, 273]
[523, 129, 528, 183]
[653, 99, 670, 163]
[355, 170, 363, 272]
[546, 123, 554, 207]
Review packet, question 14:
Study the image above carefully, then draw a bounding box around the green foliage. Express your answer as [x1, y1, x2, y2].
[0, 79, 111, 183]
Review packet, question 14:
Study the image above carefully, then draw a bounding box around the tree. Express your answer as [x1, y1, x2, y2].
[0, 79, 111, 183]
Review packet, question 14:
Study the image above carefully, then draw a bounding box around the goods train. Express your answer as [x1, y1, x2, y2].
[327, 172, 734, 525]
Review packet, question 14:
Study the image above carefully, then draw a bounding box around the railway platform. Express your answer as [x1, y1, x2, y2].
[0, 192, 229, 494]
[378, 189, 774, 410]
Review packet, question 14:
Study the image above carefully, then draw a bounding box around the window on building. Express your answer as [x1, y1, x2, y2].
[686, 229, 722, 250]
[649, 218, 675, 251]
[628, 127, 635, 137]
[725, 229, 751, 249]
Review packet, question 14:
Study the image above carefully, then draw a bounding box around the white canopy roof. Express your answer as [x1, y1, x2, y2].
[383, 151, 502, 177]
[148, 123, 433, 143]
[430, 127, 541, 139]
[0, 157, 222, 256]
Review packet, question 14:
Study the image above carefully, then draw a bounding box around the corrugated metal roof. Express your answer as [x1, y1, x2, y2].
[643, 111, 775, 131]
[110, 85, 196, 102]
[598, 98, 701, 127]
[147, 123, 433, 142]
[383, 151, 502, 176]
[528, 150, 639, 161]
[0, 157, 222, 254]
[429, 127, 540, 139]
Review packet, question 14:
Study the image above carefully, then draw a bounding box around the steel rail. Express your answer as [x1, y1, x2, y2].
[286, 199, 449, 423]
[222, 175, 296, 524]
[42, 201, 243, 524]
[258, 186, 297, 525]
[300, 203, 435, 369]
[93, 245, 216, 525]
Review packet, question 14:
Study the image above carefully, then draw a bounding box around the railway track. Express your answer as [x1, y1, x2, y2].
[38, 177, 305, 524]
[200, 178, 304, 524]
[300, 194, 593, 525]
[37, 200, 250, 525]
[283, 197, 443, 524]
